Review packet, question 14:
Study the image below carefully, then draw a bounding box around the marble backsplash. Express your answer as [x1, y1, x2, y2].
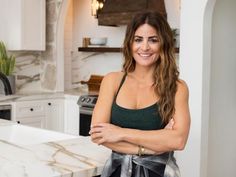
[13, 52, 41, 93]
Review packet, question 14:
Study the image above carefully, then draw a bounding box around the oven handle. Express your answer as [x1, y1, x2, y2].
[80, 107, 93, 115]
[0, 105, 12, 110]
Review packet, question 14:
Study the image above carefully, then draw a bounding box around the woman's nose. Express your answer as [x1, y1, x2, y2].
[141, 41, 150, 50]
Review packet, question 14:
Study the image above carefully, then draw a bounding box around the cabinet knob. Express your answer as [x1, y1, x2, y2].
[30, 108, 34, 111]
[17, 121, 20, 124]
[48, 102, 51, 106]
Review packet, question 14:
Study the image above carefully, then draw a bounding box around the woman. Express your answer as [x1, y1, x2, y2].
[89, 11, 190, 177]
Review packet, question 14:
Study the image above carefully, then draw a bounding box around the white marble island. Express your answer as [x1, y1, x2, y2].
[0, 119, 111, 177]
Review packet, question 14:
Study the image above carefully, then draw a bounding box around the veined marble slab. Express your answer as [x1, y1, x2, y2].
[0, 86, 90, 103]
[0, 93, 69, 102]
[0, 120, 111, 177]
[0, 124, 78, 146]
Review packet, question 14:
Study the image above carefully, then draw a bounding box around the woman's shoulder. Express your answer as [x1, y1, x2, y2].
[176, 79, 189, 98]
[177, 79, 188, 88]
[101, 71, 125, 89]
[102, 71, 125, 84]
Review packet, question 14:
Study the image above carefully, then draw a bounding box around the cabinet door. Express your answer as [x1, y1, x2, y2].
[0, 0, 45, 50]
[64, 97, 79, 135]
[17, 116, 46, 129]
[15, 101, 45, 118]
[45, 99, 64, 132]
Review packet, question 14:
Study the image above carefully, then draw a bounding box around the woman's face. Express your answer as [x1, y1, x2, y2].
[132, 24, 161, 68]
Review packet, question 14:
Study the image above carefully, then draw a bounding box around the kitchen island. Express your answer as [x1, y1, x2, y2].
[0, 119, 111, 177]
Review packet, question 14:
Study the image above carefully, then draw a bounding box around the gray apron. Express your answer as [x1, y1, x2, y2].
[101, 151, 180, 177]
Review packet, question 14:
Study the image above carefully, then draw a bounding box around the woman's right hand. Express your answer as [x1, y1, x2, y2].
[90, 123, 124, 145]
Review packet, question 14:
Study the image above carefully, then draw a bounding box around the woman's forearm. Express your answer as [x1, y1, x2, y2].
[101, 141, 138, 154]
[121, 128, 187, 152]
[100, 141, 162, 155]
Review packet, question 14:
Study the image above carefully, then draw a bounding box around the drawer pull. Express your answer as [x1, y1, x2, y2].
[48, 103, 51, 106]
[17, 121, 20, 124]
[30, 108, 34, 111]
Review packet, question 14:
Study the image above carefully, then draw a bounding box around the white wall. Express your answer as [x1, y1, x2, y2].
[68, 0, 180, 85]
[178, 0, 209, 177]
[207, 0, 236, 176]
[179, 0, 236, 177]
[200, 1, 216, 177]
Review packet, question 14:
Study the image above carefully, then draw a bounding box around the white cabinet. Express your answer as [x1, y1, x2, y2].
[64, 97, 79, 135]
[12, 95, 80, 135]
[14, 100, 46, 129]
[17, 116, 46, 128]
[0, 0, 45, 50]
[14, 99, 64, 131]
[44, 99, 64, 132]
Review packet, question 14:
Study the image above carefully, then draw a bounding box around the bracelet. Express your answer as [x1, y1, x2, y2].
[138, 145, 145, 156]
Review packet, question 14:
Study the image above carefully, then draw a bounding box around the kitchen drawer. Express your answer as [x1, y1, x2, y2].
[17, 116, 46, 129]
[15, 101, 45, 118]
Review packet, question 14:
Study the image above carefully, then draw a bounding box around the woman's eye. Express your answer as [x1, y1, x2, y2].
[134, 38, 142, 43]
[149, 38, 159, 43]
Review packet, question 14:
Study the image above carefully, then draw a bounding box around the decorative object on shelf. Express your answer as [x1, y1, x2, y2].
[82, 37, 91, 47]
[0, 41, 16, 93]
[89, 37, 107, 45]
[91, 0, 105, 17]
[82, 37, 107, 47]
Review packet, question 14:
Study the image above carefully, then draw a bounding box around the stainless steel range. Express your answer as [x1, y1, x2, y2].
[77, 95, 98, 136]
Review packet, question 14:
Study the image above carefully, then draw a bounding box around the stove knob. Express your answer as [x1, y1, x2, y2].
[81, 97, 86, 102]
[86, 98, 91, 103]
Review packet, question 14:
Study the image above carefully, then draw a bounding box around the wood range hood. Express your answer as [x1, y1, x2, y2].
[97, 0, 167, 26]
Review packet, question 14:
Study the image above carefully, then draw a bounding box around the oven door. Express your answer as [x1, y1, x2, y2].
[79, 107, 93, 136]
[0, 105, 12, 120]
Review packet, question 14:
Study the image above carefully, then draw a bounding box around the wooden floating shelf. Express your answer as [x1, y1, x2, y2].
[78, 47, 179, 53]
[78, 47, 122, 53]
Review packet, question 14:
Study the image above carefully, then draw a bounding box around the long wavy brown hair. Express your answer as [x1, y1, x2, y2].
[122, 11, 179, 125]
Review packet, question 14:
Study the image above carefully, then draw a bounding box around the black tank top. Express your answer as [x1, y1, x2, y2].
[111, 73, 164, 130]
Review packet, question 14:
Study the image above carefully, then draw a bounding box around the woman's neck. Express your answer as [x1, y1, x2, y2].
[129, 65, 155, 85]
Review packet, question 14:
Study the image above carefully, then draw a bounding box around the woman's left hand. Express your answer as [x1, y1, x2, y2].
[89, 123, 123, 145]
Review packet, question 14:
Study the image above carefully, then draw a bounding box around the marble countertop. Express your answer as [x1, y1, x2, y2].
[0, 86, 91, 103]
[0, 119, 111, 177]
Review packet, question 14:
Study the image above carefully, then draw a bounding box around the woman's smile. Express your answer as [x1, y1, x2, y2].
[138, 53, 152, 57]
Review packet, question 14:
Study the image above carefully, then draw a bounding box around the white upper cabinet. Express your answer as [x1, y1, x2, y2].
[0, 0, 45, 51]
